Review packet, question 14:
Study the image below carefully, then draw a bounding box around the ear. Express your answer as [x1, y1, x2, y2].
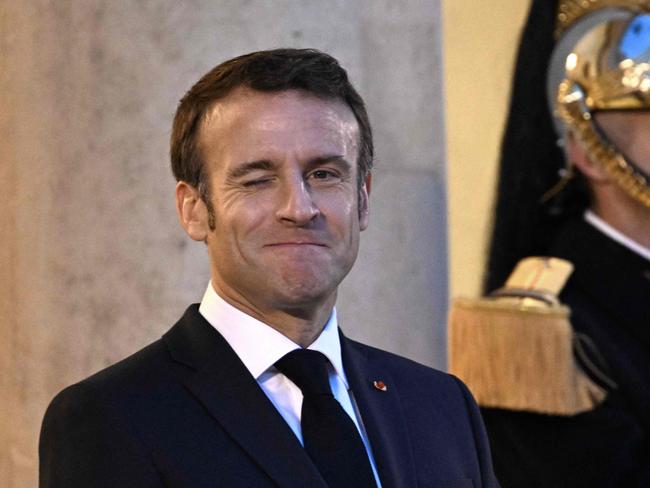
[566, 132, 609, 183]
[358, 173, 371, 231]
[175, 181, 210, 241]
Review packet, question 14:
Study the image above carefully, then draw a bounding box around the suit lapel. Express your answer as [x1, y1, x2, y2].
[341, 333, 418, 488]
[164, 306, 327, 488]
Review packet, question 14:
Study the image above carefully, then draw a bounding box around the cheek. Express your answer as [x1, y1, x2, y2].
[321, 202, 359, 240]
[323, 198, 363, 250]
[623, 138, 650, 174]
[212, 204, 268, 249]
[318, 187, 359, 216]
[635, 142, 650, 172]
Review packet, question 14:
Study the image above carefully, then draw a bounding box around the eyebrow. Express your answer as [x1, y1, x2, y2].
[227, 155, 352, 180]
[304, 155, 352, 173]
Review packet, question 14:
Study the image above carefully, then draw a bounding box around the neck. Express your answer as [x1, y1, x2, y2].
[211, 283, 336, 347]
[591, 184, 650, 249]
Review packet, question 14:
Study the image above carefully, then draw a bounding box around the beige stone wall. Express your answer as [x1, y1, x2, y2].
[1, 2, 447, 486]
[443, 0, 530, 298]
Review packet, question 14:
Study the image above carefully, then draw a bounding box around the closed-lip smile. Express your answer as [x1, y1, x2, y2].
[265, 242, 327, 247]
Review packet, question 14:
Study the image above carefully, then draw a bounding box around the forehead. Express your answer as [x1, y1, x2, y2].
[199, 88, 359, 164]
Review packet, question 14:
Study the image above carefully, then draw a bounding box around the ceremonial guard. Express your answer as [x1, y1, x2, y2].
[450, 1, 650, 486]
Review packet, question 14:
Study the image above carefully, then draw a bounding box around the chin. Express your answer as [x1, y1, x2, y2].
[270, 278, 336, 309]
[280, 283, 331, 303]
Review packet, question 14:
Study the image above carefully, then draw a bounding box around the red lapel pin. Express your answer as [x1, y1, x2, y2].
[373, 380, 387, 392]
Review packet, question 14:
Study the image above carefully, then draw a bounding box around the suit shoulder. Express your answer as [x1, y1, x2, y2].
[88, 338, 170, 387]
[40, 348, 164, 486]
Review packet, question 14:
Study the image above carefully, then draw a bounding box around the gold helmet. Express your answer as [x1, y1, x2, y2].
[548, 0, 650, 206]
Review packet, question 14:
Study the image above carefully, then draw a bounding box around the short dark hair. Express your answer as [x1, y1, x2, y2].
[170, 48, 373, 205]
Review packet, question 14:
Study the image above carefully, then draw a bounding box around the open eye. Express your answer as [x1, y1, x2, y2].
[309, 169, 340, 182]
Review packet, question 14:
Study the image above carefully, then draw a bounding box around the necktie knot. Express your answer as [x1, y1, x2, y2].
[275, 349, 332, 397]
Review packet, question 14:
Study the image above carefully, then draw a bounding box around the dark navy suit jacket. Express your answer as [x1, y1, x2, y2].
[40, 305, 499, 487]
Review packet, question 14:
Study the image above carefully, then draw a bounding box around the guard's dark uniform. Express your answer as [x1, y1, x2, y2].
[482, 218, 650, 488]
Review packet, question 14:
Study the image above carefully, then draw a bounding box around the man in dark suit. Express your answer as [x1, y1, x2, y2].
[40, 48, 499, 488]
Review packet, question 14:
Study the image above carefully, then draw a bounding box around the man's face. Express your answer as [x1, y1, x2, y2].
[595, 111, 650, 178]
[197, 88, 369, 314]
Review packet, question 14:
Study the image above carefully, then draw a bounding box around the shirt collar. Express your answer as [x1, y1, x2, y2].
[584, 210, 650, 261]
[198, 282, 348, 387]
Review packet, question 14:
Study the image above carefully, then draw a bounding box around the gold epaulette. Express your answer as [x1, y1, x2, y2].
[448, 257, 607, 415]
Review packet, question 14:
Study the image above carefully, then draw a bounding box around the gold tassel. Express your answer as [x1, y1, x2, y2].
[448, 258, 607, 415]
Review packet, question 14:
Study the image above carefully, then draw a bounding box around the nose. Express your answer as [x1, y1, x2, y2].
[275, 177, 319, 226]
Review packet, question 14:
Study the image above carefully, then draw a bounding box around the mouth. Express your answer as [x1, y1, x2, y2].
[265, 242, 328, 248]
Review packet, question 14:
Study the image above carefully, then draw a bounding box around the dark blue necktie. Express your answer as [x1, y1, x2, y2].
[275, 349, 377, 487]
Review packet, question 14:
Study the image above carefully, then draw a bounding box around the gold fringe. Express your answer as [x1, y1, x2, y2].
[448, 298, 607, 415]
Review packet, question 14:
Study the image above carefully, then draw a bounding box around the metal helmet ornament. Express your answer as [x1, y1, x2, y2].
[547, 0, 650, 207]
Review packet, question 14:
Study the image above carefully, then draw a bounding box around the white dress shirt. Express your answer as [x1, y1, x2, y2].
[584, 210, 650, 261]
[198, 283, 382, 486]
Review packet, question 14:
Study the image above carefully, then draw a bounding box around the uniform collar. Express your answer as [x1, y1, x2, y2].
[584, 210, 650, 261]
